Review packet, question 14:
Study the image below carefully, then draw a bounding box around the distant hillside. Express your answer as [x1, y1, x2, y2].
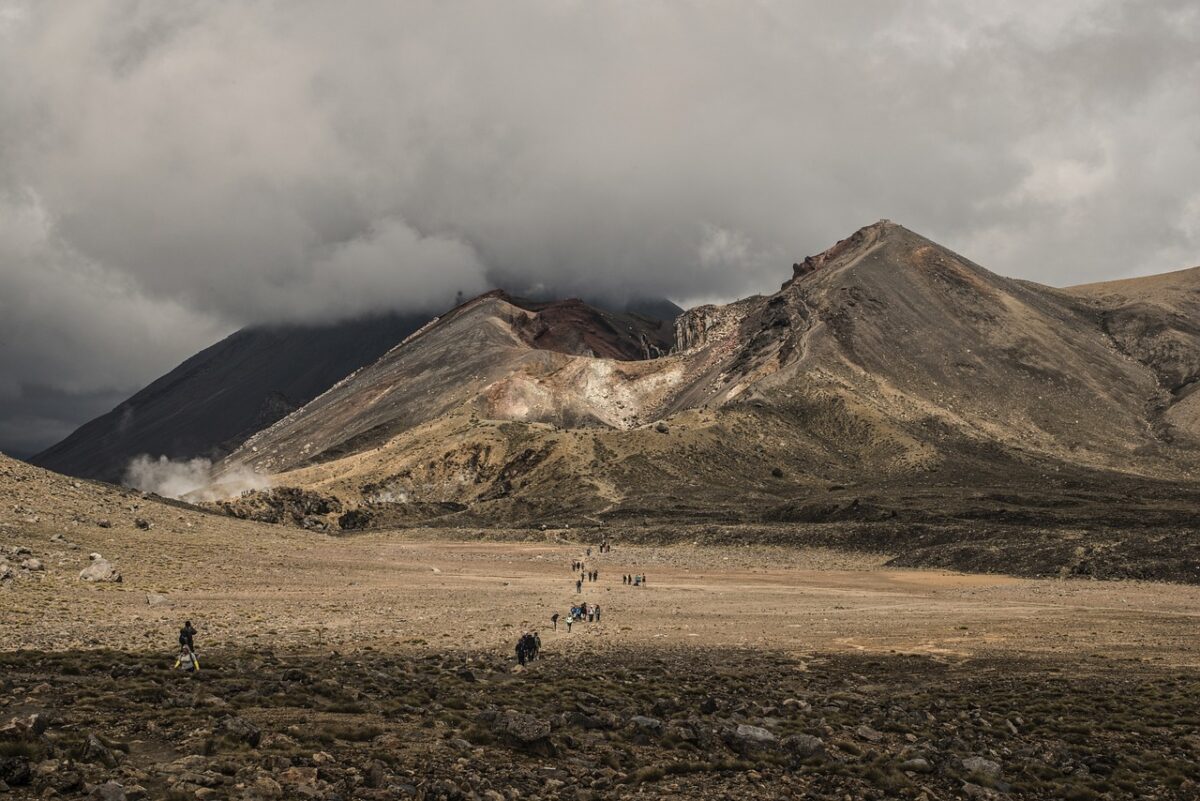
[31, 295, 683, 484]
[30, 313, 435, 482]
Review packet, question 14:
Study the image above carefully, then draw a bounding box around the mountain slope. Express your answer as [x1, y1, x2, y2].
[30, 313, 434, 482]
[227, 293, 677, 475]
[212, 221, 1200, 528]
[1065, 266, 1200, 442]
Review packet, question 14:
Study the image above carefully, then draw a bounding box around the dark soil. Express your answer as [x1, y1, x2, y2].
[2, 648, 1197, 800]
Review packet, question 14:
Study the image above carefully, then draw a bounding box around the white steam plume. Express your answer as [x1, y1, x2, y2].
[123, 455, 269, 502]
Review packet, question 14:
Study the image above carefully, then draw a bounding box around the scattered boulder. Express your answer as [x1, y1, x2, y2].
[0, 712, 48, 740]
[782, 733, 826, 759]
[133, 518, 152, 530]
[961, 755, 1002, 779]
[627, 715, 662, 732]
[363, 760, 389, 789]
[20, 558, 44, 572]
[96, 519, 112, 528]
[82, 733, 119, 768]
[145, 593, 169, 606]
[215, 715, 262, 747]
[855, 724, 884, 743]
[89, 781, 128, 801]
[79, 556, 122, 583]
[250, 775, 283, 799]
[494, 710, 556, 757]
[725, 724, 778, 754]
[900, 757, 932, 773]
[654, 421, 670, 434]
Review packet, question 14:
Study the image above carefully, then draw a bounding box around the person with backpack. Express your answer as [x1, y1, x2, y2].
[179, 621, 197, 651]
[551, 612, 560, 630]
[174, 644, 200, 672]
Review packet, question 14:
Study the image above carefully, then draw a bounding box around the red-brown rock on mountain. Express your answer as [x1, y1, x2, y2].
[214, 222, 1200, 527]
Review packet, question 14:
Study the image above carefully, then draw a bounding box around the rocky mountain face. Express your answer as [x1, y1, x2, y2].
[211, 221, 1200, 529]
[29, 313, 436, 483]
[1065, 266, 1200, 443]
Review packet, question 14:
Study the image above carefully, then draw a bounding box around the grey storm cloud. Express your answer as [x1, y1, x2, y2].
[1, 0, 1199, 455]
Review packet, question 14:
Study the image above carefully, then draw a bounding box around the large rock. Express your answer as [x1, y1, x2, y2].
[82, 733, 119, 768]
[494, 710, 556, 757]
[0, 713, 48, 740]
[725, 724, 778, 754]
[89, 781, 128, 801]
[79, 555, 121, 583]
[782, 733, 826, 759]
[961, 756, 1002, 779]
[628, 715, 663, 732]
[215, 716, 262, 747]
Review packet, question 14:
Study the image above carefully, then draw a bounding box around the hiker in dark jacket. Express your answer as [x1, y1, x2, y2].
[179, 621, 197, 651]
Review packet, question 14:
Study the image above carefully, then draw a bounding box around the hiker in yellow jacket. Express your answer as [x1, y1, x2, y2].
[174, 644, 200, 672]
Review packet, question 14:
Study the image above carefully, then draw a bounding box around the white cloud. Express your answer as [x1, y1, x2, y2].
[0, 0, 1198, 450]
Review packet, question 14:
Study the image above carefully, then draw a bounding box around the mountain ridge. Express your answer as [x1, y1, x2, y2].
[210, 221, 1200, 529]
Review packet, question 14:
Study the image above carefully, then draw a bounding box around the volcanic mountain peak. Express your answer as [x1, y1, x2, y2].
[402, 290, 675, 362]
[206, 221, 1200, 527]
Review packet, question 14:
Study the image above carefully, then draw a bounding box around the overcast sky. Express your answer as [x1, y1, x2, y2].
[1, 1, 1198, 457]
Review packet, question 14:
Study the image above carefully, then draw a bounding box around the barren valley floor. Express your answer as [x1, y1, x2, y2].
[4, 517, 1200, 799]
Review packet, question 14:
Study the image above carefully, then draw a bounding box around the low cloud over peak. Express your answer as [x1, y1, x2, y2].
[1, 1, 1199, 454]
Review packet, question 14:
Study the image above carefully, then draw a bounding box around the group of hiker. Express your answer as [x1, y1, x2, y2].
[515, 631, 541, 665]
[171, 541, 645, 672]
[174, 621, 199, 672]
[550, 602, 601, 632]
[575, 569, 600, 592]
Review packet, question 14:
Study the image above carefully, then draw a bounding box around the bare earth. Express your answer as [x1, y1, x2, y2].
[5, 519, 1199, 668]
[4, 467, 1200, 799]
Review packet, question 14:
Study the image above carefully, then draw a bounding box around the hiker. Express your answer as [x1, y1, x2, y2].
[174, 644, 199, 672]
[517, 632, 536, 666]
[531, 631, 541, 659]
[576, 579, 582, 593]
[595, 604, 601, 622]
[587, 547, 592, 557]
[587, 604, 594, 623]
[551, 612, 560, 630]
[179, 620, 197, 651]
[565, 616, 573, 633]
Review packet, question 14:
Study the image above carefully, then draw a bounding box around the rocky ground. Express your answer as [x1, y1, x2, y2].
[4, 455, 1200, 798]
[2, 648, 1198, 800]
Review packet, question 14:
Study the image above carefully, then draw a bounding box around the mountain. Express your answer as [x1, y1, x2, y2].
[30, 313, 435, 482]
[213, 221, 1200, 529]
[31, 295, 684, 485]
[1064, 265, 1200, 443]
